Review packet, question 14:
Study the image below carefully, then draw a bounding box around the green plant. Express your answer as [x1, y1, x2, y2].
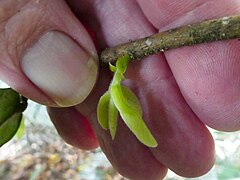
[0, 88, 27, 147]
[97, 54, 158, 147]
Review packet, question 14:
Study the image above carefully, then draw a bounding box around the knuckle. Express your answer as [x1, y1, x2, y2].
[0, 0, 51, 63]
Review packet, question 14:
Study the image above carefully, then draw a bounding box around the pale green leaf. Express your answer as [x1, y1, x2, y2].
[116, 54, 130, 74]
[97, 54, 158, 147]
[121, 86, 142, 116]
[108, 98, 118, 139]
[97, 91, 110, 130]
[111, 72, 122, 86]
[109, 63, 117, 72]
[110, 85, 158, 148]
[0, 113, 22, 147]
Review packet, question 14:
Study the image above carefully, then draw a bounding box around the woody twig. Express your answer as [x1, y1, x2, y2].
[101, 15, 240, 63]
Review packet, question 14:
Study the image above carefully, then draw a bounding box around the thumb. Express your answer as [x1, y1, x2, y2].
[0, 0, 98, 107]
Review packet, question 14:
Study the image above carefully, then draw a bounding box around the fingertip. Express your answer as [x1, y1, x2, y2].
[48, 107, 99, 150]
[175, 130, 215, 178]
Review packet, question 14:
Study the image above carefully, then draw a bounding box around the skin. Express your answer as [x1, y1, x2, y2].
[1, 0, 240, 179]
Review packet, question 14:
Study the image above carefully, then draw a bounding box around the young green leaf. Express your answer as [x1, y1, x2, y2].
[109, 63, 117, 72]
[121, 86, 142, 116]
[0, 113, 22, 147]
[116, 54, 130, 74]
[97, 90, 119, 138]
[108, 98, 118, 139]
[110, 85, 158, 148]
[97, 54, 158, 147]
[97, 91, 110, 130]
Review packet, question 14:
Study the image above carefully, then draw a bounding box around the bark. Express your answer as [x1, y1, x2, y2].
[101, 15, 240, 63]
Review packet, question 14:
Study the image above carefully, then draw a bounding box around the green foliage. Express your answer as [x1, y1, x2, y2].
[15, 116, 25, 140]
[0, 113, 22, 147]
[0, 88, 21, 124]
[97, 55, 158, 147]
[0, 88, 27, 147]
[97, 91, 111, 130]
[108, 98, 118, 139]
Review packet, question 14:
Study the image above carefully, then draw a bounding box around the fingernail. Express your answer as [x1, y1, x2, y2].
[21, 31, 98, 107]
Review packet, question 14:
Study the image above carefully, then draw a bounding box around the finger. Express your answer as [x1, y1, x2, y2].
[72, 0, 214, 178]
[66, 0, 156, 50]
[47, 107, 98, 150]
[0, 0, 98, 107]
[136, 0, 240, 131]
[125, 55, 215, 177]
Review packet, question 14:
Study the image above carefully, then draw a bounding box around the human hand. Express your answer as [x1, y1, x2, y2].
[2, 0, 240, 179]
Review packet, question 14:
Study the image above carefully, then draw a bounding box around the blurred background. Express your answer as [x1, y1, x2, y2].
[0, 82, 240, 180]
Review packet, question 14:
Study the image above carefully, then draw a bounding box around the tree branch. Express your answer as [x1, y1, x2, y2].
[101, 15, 240, 63]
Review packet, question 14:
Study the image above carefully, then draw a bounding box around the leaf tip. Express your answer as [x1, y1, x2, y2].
[109, 63, 117, 72]
[146, 139, 158, 148]
[110, 131, 116, 140]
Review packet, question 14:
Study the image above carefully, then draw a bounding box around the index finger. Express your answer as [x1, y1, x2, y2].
[137, 0, 240, 131]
